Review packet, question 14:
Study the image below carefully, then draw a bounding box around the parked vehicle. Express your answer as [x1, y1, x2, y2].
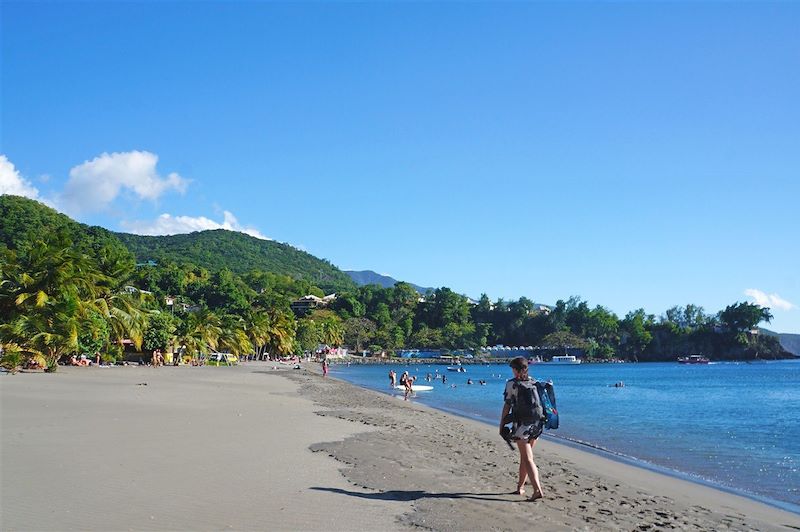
[206, 353, 238, 366]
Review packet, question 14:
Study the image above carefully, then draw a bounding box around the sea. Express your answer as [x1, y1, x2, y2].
[329, 359, 800, 513]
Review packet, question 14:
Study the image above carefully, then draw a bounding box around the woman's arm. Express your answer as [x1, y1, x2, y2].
[500, 403, 511, 434]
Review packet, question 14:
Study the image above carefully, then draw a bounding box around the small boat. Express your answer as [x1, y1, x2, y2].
[678, 354, 710, 364]
[447, 366, 466, 372]
[549, 355, 581, 365]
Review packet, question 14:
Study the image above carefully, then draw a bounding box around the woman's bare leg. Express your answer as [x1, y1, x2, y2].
[516, 458, 528, 494]
[517, 439, 543, 500]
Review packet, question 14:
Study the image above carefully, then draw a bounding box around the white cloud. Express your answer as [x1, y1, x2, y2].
[60, 151, 188, 213]
[744, 289, 796, 311]
[4, 151, 268, 242]
[121, 210, 269, 240]
[0, 155, 41, 199]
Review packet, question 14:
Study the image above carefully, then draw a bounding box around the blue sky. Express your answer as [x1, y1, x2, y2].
[2, 1, 798, 332]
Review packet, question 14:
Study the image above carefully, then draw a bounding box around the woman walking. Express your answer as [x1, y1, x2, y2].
[499, 356, 544, 501]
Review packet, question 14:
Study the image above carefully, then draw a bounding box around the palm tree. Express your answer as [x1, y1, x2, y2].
[217, 314, 251, 356]
[93, 289, 151, 352]
[263, 309, 296, 358]
[0, 233, 104, 370]
[5, 297, 82, 368]
[320, 318, 344, 347]
[92, 244, 152, 352]
[308, 309, 344, 347]
[175, 309, 222, 361]
[243, 310, 272, 360]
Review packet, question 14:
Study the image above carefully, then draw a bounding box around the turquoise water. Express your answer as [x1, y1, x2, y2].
[330, 359, 800, 512]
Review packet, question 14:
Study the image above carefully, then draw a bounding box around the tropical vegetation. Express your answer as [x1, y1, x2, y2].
[0, 195, 792, 371]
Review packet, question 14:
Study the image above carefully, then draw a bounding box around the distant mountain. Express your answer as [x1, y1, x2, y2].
[345, 270, 433, 295]
[779, 334, 800, 356]
[759, 328, 800, 357]
[0, 195, 355, 293]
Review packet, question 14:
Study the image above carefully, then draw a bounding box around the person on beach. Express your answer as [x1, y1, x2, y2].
[389, 369, 396, 388]
[500, 356, 545, 501]
[400, 371, 414, 400]
[322, 357, 329, 377]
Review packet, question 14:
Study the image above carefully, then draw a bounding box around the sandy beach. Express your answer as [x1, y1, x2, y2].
[2, 362, 799, 531]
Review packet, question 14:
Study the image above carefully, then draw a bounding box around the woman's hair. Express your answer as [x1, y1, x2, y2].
[509, 356, 528, 372]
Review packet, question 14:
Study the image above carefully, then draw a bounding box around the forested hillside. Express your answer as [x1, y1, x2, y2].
[0, 195, 130, 259]
[117, 231, 354, 293]
[0, 196, 354, 293]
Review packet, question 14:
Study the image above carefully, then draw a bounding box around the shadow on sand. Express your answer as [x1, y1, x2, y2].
[311, 486, 510, 502]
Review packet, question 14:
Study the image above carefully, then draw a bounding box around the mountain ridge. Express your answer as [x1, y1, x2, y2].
[344, 270, 433, 295]
[759, 328, 800, 356]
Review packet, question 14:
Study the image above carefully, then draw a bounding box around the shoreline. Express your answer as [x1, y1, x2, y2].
[374, 388, 800, 516]
[328, 356, 800, 366]
[298, 363, 800, 530]
[329, 361, 800, 515]
[2, 363, 799, 531]
[544, 433, 800, 516]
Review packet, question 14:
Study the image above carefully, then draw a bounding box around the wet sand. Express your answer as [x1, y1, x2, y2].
[2, 362, 798, 531]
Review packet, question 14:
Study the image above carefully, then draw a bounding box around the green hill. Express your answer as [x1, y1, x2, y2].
[0, 195, 130, 259]
[116, 230, 353, 293]
[0, 195, 354, 293]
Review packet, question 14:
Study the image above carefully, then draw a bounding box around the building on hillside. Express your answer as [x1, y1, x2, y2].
[290, 294, 337, 315]
[122, 286, 152, 296]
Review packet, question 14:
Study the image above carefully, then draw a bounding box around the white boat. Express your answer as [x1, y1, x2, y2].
[394, 385, 434, 391]
[678, 354, 710, 364]
[549, 355, 582, 365]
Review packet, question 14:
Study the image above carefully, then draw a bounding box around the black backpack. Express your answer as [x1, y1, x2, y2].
[511, 379, 544, 424]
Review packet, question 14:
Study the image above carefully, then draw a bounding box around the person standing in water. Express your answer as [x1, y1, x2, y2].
[399, 371, 414, 400]
[389, 369, 396, 388]
[499, 356, 544, 501]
